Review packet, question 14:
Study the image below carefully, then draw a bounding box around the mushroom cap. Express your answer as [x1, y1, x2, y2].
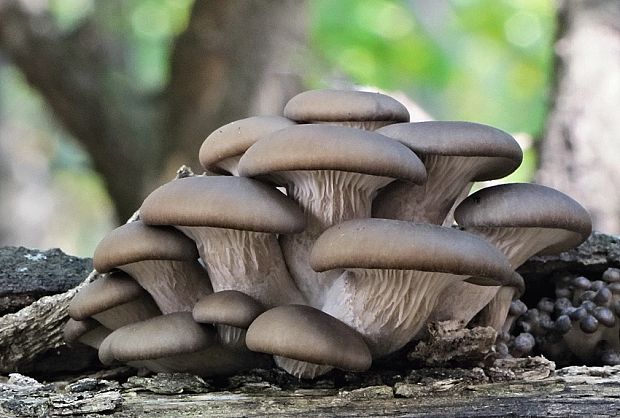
[93, 220, 199, 273]
[454, 183, 592, 253]
[246, 304, 371, 372]
[310, 219, 513, 282]
[193, 290, 265, 328]
[283, 89, 409, 124]
[68, 272, 153, 320]
[376, 121, 523, 181]
[140, 176, 305, 233]
[102, 312, 216, 362]
[237, 124, 427, 183]
[63, 318, 101, 344]
[199, 116, 296, 173]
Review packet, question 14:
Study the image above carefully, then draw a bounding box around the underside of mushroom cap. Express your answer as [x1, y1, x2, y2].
[193, 290, 265, 328]
[102, 312, 216, 362]
[376, 121, 523, 181]
[93, 220, 199, 273]
[199, 116, 295, 173]
[69, 272, 155, 320]
[140, 176, 305, 233]
[246, 304, 371, 372]
[237, 124, 426, 183]
[283, 89, 409, 124]
[454, 183, 592, 253]
[310, 219, 513, 282]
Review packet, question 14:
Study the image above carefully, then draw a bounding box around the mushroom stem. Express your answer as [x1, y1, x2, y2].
[427, 282, 498, 327]
[323, 269, 463, 357]
[178, 226, 304, 308]
[474, 286, 517, 332]
[120, 259, 212, 314]
[278, 170, 393, 308]
[373, 155, 482, 224]
[78, 326, 111, 350]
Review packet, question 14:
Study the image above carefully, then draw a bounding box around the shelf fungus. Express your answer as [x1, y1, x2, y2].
[65, 88, 593, 378]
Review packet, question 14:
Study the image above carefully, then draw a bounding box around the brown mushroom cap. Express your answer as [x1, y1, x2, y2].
[454, 183, 592, 253]
[93, 220, 199, 273]
[199, 116, 295, 173]
[140, 176, 305, 233]
[102, 312, 216, 362]
[376, 121, 523, 181]
[246, 304, 371, 372]
[283, 89, 409, 124]
[310, 219, 513, 282]
[237, 124, 426, 183]
[68, 271, 153, 320]
[193, 290, 265, 328]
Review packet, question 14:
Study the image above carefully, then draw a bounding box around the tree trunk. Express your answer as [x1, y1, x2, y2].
[537, 0, 620, 234]
[0, 0, 308, 222]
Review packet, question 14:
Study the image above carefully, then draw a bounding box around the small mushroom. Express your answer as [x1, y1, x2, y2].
[93, 220, 212, 314]
[373, 121, 523, 225]
[193, 290, 265, 348]
[99, 312, 265, 376]
[283, 89, 409, 130]
[246, 304, 372, 379]
[68, 271, 161, 329]
[238, 124, 426, 307]
[199, 116, 295, 175]
[63, 318, 111, 350]
[310, 219, 513, 357]
[140, 175, 306, 307]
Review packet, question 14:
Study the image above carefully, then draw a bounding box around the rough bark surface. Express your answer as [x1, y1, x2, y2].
[537, 0, 620, 234]
[0, 0, 307, 222]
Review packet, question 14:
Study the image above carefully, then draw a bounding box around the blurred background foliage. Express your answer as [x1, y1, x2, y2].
[0, 0, 555, 256]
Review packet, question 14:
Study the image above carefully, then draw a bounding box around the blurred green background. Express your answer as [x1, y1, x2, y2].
[0, 0, 555, 256]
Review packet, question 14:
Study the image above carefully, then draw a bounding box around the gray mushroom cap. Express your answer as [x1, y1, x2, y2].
[68, 271, 158, 320]
[283, 89, 409, 125]
[100, 312, 216, 363]
[93, 220, 199, 273]
[246, 304, 371, 372]
[376, 121, 523, 181]
[193, 290, 265, 328]
[237, 124, 426, 183]
[199, 116, 295, 174]
[140, 176, 305, 233]
[310, 219, 513, 282]
[63, 318, 101, 344]
[454, 183, 592, 254]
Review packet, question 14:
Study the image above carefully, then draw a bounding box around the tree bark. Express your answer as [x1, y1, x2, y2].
[0, 0, 307, 222]
[537, 0, 620, 234]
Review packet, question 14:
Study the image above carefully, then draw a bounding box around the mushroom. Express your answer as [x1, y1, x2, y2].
[93, 220, 212, 314]
[373, 121, 523, 224]
[439, 183, 592, 332]
[309, 219, 514, 357]
[193, 290, 265, 348]
[68, 271, 161, 329]
[238, 124, 426, 307]
[246, 304, 372, 379]
[199, 116, 295, 175]
[99, 312, 265, 376]
[139, 175, 306, 307]
[63, 318, 111, 350]
[283, 89, 410, 130]
[472, 272, 526, 332]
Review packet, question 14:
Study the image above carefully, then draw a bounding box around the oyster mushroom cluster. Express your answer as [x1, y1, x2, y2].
[64, 89, 592, 378]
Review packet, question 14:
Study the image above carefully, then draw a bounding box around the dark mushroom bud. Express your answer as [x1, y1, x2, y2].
[199, 116, 295, 175]
[373, 121, 522, 225]
[591, 280, 606, 291]
[572, 276, 592, 290]
[238, 125, 426, 308]
[310, 219, 513, 356]
[140, 176, 306, 308]
[510, 300, 528, 317]
[512, 333, 536, 355]
[594, 287, 613, 306]
[246, 305, 372, 379]
[555, 315, 572, 335]
[570, 307, 588, 321]
[593, 307, 616, 327]
[193, 290, 265, 348]
[283, 89, 410, 130]
[603, 268, 620, 283]
[554, 298, 573, 315]
[94, 221, 212, 314]
[537, 298, 555, 314]
[580, 315, 599, 333]
[68, 272, 161, 329]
